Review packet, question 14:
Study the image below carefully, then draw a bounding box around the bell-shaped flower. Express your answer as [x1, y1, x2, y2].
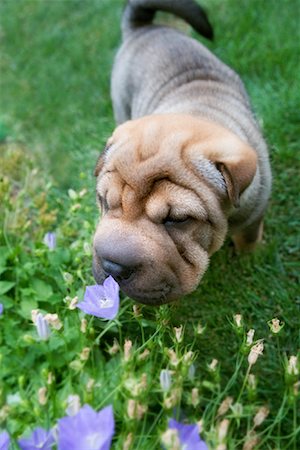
[18, 427, 54, 450]
[57, 404, 114, 450]
[77, 276, 119, 320]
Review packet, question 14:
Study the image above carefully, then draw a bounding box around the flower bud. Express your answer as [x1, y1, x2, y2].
[163, 388, 181, 409]
[127, 399, 147, 420]
[248, 341, 264, 366]
[247, 373, 257, 392]
[63, 272, 73, 285]
[234, 314, 243, 328]
[86, 378, 95, 393]
[108, 338, 120, 355]
[268, 317, 284, 334]
[38, 387, 47, 405]
[68, 296, 78, 310]
[174, 325, 183, 343]
[35, 313, 51, 341]
[160, 369, 172, 392]
[80, 318, 87, 333]
[287, 355, 299, 376]
[138, 348, 150, 361]
[66, 394, 81, 416]
[183, 351, 194, 365]
[246, 329, 255, 346]
[132, 304, 142, 317]
[123, 432, 133, 450]
[208, 358, 218, 371]
[124, 339, 133, 362]
[80, 347, 90, 361]
[44, 313, 62, 330]
[217, 396, 233, 417]
[218, 419, 230, 442]
[242, 432, 259, 450]
[191, 387, 200, 408]
[167, 349, 179, 367]
[195, 323, 206, 335]
[47, 372, 55, 385]
[161, 429, 181, 450]
[253, 406, 269, 428]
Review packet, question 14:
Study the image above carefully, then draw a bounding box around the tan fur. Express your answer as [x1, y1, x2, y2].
[92, 3, 271, 304]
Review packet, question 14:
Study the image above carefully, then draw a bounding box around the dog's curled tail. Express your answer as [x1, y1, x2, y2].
[122, 0, 213, 40]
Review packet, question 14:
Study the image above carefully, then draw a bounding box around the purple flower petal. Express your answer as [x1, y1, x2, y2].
[168, 419, 208, 450]
[0, 431, 10, 450]
[58, 404, 114, 450]
[18, 427, 54, 450]
[43, 232, 56, 250]
[0, 303, 3, 315]
[35, 313, 51, 340]
[77, 276, 120, 320]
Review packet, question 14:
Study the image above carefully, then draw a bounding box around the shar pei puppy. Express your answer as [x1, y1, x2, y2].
[93, 0, 272, 305]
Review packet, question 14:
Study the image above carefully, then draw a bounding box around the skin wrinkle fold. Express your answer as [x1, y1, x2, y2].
[92, 0, 272, 304]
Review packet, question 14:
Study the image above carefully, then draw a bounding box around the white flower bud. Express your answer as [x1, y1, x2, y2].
[80, 347, 90, 361]
[218, 419, 230, 442]
[217, 396, 233, 417]
[208, 358, 218, 371]
[38, 387, 47, 405]
[253, 406, 269, 428]
[124, 339, 133, 362]
[80, 318, 87, 333]
[66, 394, 81, 416]
[68, 296, 78, 310]
[138, 348, 150, 361]
[160, 369, 172, 392]
[161, 429, 181, 450]
[234, 314, 243, 328]
[44, 313, 62, 330]
[248, 341, 264, 366]
[174, 325, 183, 343]
[287, 355, 299, 376]
[246, 329, 255, 346]
[268, 317, 284, 334]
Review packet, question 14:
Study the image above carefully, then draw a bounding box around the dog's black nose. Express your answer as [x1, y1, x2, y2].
[102, 258, 135, 282]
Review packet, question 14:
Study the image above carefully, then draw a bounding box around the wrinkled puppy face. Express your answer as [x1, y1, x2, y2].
[93, 114, 257, 305]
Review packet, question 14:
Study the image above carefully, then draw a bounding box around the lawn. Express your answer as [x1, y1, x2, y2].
[0, 0, 299, 448]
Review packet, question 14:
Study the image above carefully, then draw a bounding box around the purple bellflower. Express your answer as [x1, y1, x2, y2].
[168, 419, 208, 450]
[0, 431, 10, 450]
[57, 404, 114, 450]
[77, 276, 120, 320]
[43, 232, 56, 250]
[18, 427, 54, 450]
[0, 304, 3, 315]
[35, 313, 51, 341]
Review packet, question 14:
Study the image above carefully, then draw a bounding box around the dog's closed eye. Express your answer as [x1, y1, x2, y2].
[163, 215, 192, 227]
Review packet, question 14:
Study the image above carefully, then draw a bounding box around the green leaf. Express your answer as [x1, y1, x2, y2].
[0, 281, 15, 295]
[31, 279, 53, 301]
[0, 294, 14, 309]
[0, 246, 10, 265]
[19, 298, 38, 319]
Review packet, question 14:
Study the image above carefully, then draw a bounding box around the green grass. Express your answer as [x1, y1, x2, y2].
[0, 0, 299, 448]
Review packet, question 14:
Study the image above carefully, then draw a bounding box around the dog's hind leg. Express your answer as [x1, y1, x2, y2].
[232, 217, 264, 252]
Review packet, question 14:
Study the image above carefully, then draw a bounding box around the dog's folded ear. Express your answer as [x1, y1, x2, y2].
[94, 142, 112, 177]
[188, 135, 258, 207]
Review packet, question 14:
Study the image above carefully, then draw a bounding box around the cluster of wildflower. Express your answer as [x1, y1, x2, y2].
[0, 404, 114, 450]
